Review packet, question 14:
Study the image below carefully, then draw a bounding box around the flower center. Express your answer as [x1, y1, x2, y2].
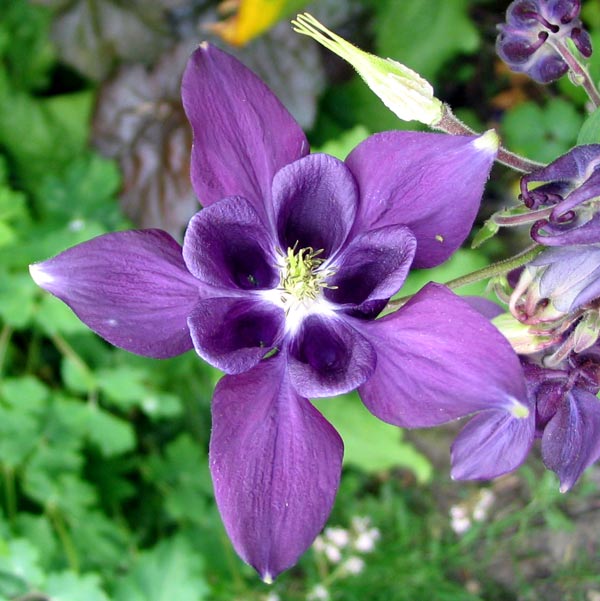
[279, 245, 335, 302]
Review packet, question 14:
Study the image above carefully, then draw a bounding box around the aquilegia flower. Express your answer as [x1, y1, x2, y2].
[30, 44, 530, 580]
[496, 0, 592, 83]
[521, 144, 600, 247]
[457, 350, 600, 492]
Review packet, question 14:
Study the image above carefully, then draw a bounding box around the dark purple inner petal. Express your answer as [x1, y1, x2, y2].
[184, 198, 279, 291]
[288, 314, 376, 398]
[188, 297, 284, 374]
[297, 319, 350, 374]
[324, 225, 416, 315]
[221, 228, 278, 290]
[272, 154, 358, 259]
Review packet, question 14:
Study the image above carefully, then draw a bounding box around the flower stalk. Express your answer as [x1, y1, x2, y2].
[551, 38, 600, 108]
[386, 244, 544, 311]
[436, 106, 545, 173]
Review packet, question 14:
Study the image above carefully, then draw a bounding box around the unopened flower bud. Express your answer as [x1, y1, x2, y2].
[497, 0, 592, 84]
[493, 312, 556, 354]
[292, 13, 444, 126]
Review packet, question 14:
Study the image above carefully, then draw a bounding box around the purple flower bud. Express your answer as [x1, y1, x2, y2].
[522, 353, 600, 492]
[497, 0, 592, 83]
[521, 145, 600, 246]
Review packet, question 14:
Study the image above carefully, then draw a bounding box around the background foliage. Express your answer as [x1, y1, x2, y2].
[1, 0, 600, 599]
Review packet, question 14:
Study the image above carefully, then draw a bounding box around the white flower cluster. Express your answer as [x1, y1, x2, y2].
[313, 516, 380, 570]
[449, 489, 495, 535]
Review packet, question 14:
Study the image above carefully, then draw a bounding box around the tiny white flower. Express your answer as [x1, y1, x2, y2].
[324, 526, 350, 548]
[342, 556, 365, 575]
[313, 535, 326, 553]
[324, 543, 342, 564]
[307, 584, 330, 601]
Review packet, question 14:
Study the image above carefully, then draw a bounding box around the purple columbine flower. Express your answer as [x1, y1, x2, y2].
[521, 145, 600, 247]
[452, 301, 600, 491]
[497, 0, 592, 83]
[453, 351, 600, 492]
[29, 44, 530, 581]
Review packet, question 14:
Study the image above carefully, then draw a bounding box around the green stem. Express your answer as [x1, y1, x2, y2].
[386, 244, 543, 311]
[49, 332, 97, 402]
[0, 323, 12, 379]
[552, 39, 600, 109]
[2, 465, 17, 526]
[444, 244, 543, 290]
[49, 508, 80, 573]
[436, 106, 545, 173]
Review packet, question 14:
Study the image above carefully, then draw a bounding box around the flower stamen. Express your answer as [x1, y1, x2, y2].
[279, 244, 336, 302]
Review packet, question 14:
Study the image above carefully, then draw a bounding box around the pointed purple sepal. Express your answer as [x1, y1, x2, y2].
[210, 357, 343, 581]
[29, 230, 201, 358]
[346, 131, 497, 268]
[451, 406, 535, 480]
[357, 283, 528, 427]
[182, 43, 309, 216]
[542, 387, 600, 492]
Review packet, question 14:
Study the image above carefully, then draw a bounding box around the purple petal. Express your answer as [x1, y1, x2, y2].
[183, 198, 278, 291]
[346, 131, 497, 268]
[272, 154, 358, 258]
[451, 407, 535, 480]
[357, 283, 528, 427]
[464, 296, 505, 319]
[29, 230, 200, 358]
[542, 387, 600, 491]
[181, 44, 309, 216]
[532, 245, 600, 311]
[521, 145, 600, 206]
[188, 297, 285, 374]
[210, 357, 343, 581]
[532, 213, 600, 246]
[571, 27, 592, 57]
[287, 313, 376, 398]
[324, 225, 416, 317]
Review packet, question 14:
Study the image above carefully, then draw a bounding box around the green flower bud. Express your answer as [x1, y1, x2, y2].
[292, 13, 444, 126]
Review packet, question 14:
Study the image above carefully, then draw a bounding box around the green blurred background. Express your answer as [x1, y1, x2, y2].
[1, 0, 600, 599]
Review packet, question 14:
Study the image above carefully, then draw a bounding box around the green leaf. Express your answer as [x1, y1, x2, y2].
[314, 394, 432, 482]
[0, 70, 94, 189]
[139, 392, 182, 420]
[502, 98, 583, 163]
[0, 538, 45, 596]
[22, 448, 91, 513]
[0, 0, 54, 91]
[36, 153, 122, 226]
[376, 0, 479, 81]
[61, 356, 97, 396]
[114, 537, 210, 601]
[0, 271, 37, 328]
[577, 106, 600, 144]
[1, 376, 48, 410]
[34, 294, 89, 336]
[314, 125, 370, 160]
[144, 434, 212, 523]
[471, 219, 500, 249]
[97, 366, 149, 409]
[85, 407, 136, 457]
[44, 571, 110, 601]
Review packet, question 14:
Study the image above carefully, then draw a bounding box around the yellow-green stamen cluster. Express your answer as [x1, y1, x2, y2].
[279, 246, 335, 302]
